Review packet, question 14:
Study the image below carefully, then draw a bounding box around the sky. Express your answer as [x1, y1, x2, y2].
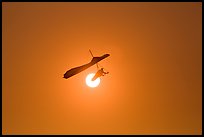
[2, 2, 202, 135]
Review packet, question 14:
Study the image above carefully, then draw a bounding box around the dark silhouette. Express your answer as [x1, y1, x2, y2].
[63, 52, 110, 79]
[91, 68, 109, 81]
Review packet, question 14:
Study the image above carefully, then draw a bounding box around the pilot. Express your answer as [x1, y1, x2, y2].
[92, 68, 109, 81]
[97, 68, 109, 76]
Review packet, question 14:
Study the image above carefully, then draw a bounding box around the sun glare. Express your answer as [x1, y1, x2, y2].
[86, 73, 100, 88]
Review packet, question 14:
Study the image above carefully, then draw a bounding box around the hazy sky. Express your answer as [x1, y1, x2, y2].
[2, 2, 202, 135]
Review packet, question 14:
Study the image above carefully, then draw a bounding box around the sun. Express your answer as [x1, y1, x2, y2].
[86, 73, 100, 88]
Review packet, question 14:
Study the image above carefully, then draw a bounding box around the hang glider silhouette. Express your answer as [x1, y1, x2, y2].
[63, 50, 110, 80]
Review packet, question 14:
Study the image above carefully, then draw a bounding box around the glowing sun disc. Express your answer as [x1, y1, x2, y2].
[86, 73, 100, 88]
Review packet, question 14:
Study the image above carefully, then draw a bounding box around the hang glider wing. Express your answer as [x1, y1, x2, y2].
[63, 54, 110, 79]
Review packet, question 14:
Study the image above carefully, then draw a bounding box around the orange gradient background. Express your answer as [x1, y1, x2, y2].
[2, 2, 202, 135]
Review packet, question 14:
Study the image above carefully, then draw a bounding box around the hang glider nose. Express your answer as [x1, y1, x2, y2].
[63, 54, 110, 79]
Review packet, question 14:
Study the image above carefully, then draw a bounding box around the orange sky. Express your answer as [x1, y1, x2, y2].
[2, 2, 202, 135]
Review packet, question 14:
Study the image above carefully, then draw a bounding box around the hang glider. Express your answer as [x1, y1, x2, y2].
[63, 50, 110, 79]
